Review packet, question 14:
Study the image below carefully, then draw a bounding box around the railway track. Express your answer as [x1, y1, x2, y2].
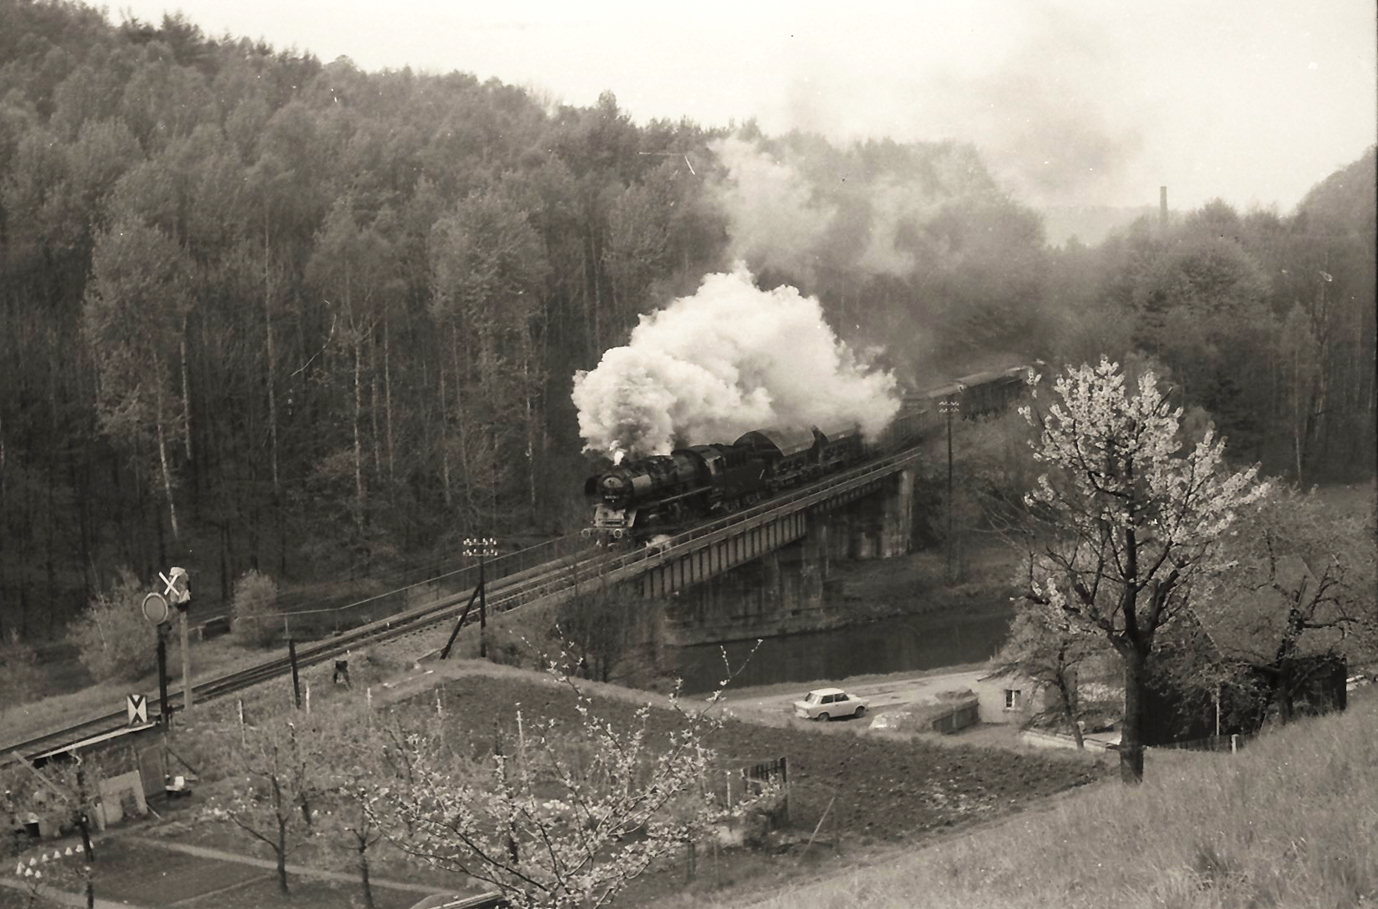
[3, 443, 929, 765]
[3, 547, 611, 764]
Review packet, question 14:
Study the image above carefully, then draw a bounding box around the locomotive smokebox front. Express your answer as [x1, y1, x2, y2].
[598, 473, 631, 507]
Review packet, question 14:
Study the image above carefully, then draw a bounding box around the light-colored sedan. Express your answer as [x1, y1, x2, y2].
[792, 687, 869, 721]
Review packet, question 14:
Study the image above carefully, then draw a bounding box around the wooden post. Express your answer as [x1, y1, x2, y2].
[464, 537, 497, 660]
[940, 397, 960, 583]
[801, 796, 836, 858]
[440, 585, 481, 660]
[288, 639, 301, 709]
[781, 756, 790, 824]
[179, 609, 193, 710]
[157, 623, 171, 729]
[478, 550, 488, 659]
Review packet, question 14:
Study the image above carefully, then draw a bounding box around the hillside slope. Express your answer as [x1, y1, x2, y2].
[717, 687, 1376, 909]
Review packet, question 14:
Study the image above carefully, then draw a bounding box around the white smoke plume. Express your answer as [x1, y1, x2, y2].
[711, 136, 835, 278]
[572, 265, 900, 461]
[710, 135, 1000, 283]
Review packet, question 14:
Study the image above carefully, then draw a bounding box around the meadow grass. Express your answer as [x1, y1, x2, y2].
[2, 635, 307, 744]
[727, 689, 1377, 909]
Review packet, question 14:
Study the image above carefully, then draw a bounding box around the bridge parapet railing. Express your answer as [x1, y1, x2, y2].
[575, 444, 927, 587]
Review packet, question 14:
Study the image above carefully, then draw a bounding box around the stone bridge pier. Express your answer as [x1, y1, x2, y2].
[663, 467, 916, 645]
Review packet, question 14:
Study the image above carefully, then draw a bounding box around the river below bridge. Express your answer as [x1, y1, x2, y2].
[670, 600, 1015, 695]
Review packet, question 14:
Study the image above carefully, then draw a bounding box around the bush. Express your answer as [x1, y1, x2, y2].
[0, 631, 39, 704]
[68, 569, 156, 682]
[231, 569, 280, 648]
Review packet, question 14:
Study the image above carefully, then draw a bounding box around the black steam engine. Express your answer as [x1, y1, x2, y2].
[584, 366, 1031, 541]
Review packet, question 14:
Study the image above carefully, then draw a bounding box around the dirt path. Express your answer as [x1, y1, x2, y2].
[722, 669, 990, 723]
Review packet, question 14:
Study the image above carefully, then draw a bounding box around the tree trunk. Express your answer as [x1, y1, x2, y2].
[276, 822, 289, 894]
[353, 339, 365, 538]
[264, 252, 280, 495]
[358, 840, 375, 909]
[1057, 673, 1084, 749]
[369, 334, 382, 481]
[439, 369, 452, 509]
[1120, 646, 1147, 783]
[156, 388, 180, 542]
[1291, 344, 1307, 484]
[450, 328, 477, 520]
[180, 312, 193, 464]
[383, 315, 395, 485]
[522, 332, 539, 522]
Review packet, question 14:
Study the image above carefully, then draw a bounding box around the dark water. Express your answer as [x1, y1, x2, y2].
[670, 605, 1014, 695]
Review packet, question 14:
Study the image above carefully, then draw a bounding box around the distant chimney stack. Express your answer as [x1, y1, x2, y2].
[1159, 186, 1168, 231]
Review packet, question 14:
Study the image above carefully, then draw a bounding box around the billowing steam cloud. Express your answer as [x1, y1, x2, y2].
[711, 136, 836, 279]
[572, 266, 900, 461]
[711, 135, 998, 283]
[772, 3, 1145, 209]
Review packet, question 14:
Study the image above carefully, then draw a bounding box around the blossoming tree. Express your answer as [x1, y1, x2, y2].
[371, 666, 771, 909]
[1020, 359, 1268, 782]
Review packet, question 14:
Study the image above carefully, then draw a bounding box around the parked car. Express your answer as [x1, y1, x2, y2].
[792, 687, 869, 721]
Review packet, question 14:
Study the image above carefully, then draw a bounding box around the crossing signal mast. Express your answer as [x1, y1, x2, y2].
[140, 590, 172, 727]
[161, 567, 194, 710]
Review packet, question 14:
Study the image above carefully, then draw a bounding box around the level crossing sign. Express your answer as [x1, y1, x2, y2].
[160, 567, 191, 610]
[127, 694, 148, 727]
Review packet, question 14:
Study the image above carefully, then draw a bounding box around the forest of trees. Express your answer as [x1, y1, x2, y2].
[0, 0, 1372, 638]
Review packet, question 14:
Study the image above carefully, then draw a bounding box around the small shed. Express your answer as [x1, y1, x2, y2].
[971, 669, 1073, 726]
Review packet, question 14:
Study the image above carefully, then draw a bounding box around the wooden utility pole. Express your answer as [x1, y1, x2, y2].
[939, 397, 960, 583]
[464, 538, 498, 659]
[179, 612, 192, 708]
[289, 638, 302, 709]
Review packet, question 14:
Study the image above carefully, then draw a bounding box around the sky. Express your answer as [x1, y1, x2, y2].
[110, 0, 1376, 213]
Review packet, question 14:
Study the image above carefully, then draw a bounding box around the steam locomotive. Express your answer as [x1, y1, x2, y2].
[583, 366, 1031, 541]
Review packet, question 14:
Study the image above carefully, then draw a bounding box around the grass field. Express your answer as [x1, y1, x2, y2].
[1, 633, 298, 745]
[710, 686, 1377, 909]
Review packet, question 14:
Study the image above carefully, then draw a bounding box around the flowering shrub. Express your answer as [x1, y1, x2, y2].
[369, 656, 771, 909]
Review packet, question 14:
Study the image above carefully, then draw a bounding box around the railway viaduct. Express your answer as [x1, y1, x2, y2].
[544, 443, 931, 648]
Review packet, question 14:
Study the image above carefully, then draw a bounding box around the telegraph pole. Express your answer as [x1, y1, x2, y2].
[464, 537, 498, 659]
[939, 397, 961, 583]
